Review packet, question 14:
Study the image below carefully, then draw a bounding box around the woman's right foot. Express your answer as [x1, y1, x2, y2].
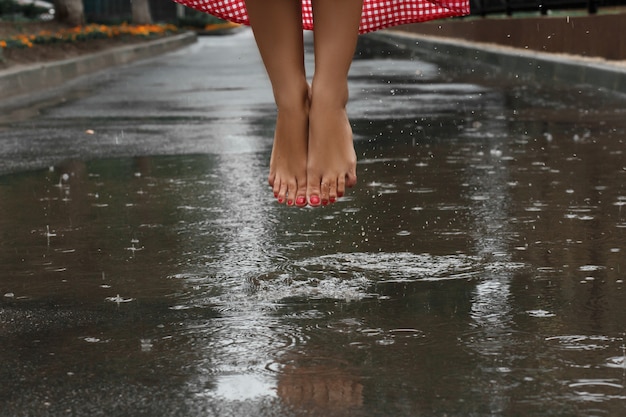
[267, 86, 310, 207]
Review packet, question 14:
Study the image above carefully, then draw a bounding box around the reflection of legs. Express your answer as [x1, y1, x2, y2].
[307, 0, 361, 206]
[246, 0, 309, 206]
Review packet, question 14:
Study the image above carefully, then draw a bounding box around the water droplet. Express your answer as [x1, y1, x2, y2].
[527, 309, 556, 318]
[105, 295, 134, 304]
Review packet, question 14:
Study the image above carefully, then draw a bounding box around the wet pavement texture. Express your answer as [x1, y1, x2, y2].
[2, 30, 626, 416]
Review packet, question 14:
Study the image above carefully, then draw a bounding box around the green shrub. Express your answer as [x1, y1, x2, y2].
[177, 10, 226, 28]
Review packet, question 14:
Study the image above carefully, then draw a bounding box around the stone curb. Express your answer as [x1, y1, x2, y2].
[0, 31, 197, 100]
[373, 31, 626, 95]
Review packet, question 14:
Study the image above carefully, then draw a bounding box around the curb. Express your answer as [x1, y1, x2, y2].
[373, 31, 626, 95]
[0, 31, 197, 100]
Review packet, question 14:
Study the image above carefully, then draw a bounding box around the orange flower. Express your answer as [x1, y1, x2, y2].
[0, 23, 178, 50]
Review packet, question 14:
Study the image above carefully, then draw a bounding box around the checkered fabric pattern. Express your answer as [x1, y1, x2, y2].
[175, 0, 469, 34]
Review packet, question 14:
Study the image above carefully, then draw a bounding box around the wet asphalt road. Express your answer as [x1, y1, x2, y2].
[3, 29, 626, 417]
[0, 30, 276, 175]
[0, 28, 511, 175]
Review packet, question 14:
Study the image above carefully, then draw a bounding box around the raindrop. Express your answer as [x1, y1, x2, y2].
[105, 295, 134, 304]
[140, 339, 153, 352]
[569, 380, 623, 389]
[490, 148, 503, 157]
[45, 226, 57, 246]
[579, 265, 605, 272]
[604, 357, 626, 369]
[527, 310, 555, 318]
[126, 243, 144, 253]
[54, 173, 70, 188]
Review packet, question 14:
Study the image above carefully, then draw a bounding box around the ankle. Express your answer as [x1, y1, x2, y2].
[310, 80, 349, 109]
[273, 81, 310, 113]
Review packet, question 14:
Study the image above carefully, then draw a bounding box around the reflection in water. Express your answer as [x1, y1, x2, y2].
[213, 374, 277, 400]
[463, 116, 516, 415]
[278, 365, 363, 411]
[2, 35, 626, 417]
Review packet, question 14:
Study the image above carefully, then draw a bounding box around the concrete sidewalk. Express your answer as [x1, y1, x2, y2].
[0, 31, 197, 101]
[375, 30, 626, 95]
[399, 12, 626, 60]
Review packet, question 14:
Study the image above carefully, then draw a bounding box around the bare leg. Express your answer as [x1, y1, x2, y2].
[246, 0, 309, 206]
[307, 0, 362, 206]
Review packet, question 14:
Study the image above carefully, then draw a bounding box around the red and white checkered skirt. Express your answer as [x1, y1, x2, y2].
[175, 0, 469, 34]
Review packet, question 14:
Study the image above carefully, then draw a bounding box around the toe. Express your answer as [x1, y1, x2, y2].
[328, 180, 338, 204]
[307, 178, 322, 207]
[338, 172, 357, 197]
[276, 181, 288, 204]
[295, 175, 307, 207]
[308, 192, 321, 207]
[307, 169, 322, 206]
[295, 195, 307, 207]
[272, 180, 281, 200]
[346, 171, 357, 189]
[320, 179, 331, 206]
[336, 175, 346, 199]
[286, 179, 298, 207]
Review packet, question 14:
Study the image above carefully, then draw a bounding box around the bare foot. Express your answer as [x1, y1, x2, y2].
[306, 88, 357, 207]
[267, 86, 310, 207]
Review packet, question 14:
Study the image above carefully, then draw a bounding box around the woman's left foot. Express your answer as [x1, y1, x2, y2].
[306, 88, 357, 207]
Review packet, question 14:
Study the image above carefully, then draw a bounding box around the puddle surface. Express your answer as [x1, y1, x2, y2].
[2, 33, 626, 416]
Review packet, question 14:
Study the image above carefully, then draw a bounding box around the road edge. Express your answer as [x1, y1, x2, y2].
[373, 30, 626, 95]
[0, 31, 197, 101]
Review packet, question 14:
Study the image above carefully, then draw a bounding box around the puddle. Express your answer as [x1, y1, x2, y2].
[2, 34, 626, 417]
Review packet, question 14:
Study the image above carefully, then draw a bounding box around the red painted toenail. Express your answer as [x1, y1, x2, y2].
[310, 195, 320, 205]
[274, 192, 278, 198]
[322, 199, 328, 206]
[296, 196, 306, 206]
[287, 199, 293, 206]
[330, 196, 336, 203]
[278, 197, 284, 204]
[337, 191, 344, 198]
